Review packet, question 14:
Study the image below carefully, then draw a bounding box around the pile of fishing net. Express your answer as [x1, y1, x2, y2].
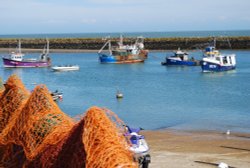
[0, 77, 4, 95]
[0, 74, 137, 168]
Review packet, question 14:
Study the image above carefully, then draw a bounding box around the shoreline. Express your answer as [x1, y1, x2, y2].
[0, 48, 249, 54]
[0, 48, 100, 53]
[142, 129, 250, 168]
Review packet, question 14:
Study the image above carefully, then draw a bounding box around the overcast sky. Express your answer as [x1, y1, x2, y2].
[0, 0, 250, 34]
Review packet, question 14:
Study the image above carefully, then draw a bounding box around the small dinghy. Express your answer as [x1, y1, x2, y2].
[50, 90, 63, 101]
[52, 65, 80, 71]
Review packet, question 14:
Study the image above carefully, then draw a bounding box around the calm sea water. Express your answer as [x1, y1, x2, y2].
[1, 50, 250, 133]
[1, 30, 250, 38]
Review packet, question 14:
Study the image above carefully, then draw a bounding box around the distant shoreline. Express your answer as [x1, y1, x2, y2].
[1, 30, 250, 39]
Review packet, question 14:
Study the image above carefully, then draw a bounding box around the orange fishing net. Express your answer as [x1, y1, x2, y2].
[0, 75, 137, 168]
[8, 85, 74, 159]
[0, 74, 30, 134]
[25, 117, 86, 168]
[0, 74, 30, 167]
[83, 107, 136, 168]
[0, 77, 4, 95]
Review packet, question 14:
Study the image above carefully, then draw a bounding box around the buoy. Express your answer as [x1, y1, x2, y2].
[116, 90, 123, 99]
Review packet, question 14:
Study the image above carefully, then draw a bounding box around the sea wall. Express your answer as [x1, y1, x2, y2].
[0, 37, 250, 50]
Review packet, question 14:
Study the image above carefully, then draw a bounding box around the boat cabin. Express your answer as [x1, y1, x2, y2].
[217, 55, 236, 66]
[204, 47, 220, 57]
[9, 52, 24, 61]
[173, 49, 189, 61]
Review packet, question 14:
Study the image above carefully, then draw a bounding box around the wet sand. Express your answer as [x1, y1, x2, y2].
[142, 129, 250, 168]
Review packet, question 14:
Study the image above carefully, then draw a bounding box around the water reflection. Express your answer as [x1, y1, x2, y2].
[201, 70, 237, 78]
[3, 68, 24, 80]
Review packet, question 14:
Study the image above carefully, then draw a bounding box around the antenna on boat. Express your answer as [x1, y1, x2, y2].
[227, 38, 232, 49]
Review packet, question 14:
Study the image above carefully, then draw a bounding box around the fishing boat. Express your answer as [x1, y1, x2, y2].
[201, 41, 236, 72]
[161, 48, 200, 66]
[2, 39, 51, 68]
[51, 65, 80, 71]
[98, 35, 148, 64]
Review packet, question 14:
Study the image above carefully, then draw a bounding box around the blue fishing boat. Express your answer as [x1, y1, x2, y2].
[98, 36, 148, 64]
[201, 46, 236, 72]
[161, 48, 200, 66]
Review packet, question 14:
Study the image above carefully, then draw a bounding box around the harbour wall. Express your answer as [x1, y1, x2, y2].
[0, 37, 250, 50]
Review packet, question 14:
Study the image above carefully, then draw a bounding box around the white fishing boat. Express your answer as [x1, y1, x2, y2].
[201, 39, 236, 72]
[51, 65, 80, 71]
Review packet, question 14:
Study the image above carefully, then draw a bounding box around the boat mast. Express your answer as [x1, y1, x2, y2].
[118, 34, 123, 47]
[108, 40, 112, 55]
[17, 39, 22, 54]
[46, 38, 49, 55]
[40, 38, 50, 61]
[213, 37, 216, 48]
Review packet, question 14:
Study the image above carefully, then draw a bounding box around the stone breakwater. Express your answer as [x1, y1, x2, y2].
[0, 37, 250, 50]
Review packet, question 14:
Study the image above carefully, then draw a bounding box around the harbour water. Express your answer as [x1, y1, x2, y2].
[1, 50, 250, 133]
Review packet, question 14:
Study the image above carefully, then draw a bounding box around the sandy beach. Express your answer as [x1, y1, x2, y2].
[142, 129, 250, 168]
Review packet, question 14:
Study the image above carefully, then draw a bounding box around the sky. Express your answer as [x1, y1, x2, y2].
[0, 0, 250, 34]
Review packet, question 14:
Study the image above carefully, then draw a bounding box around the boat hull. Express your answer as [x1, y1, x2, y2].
[2, 58, 50, 68]
[99, 54, 144, 64]
[52, 66, 79, 71]
[201, 61, 236, 72]
[162, 58, 199, 66]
